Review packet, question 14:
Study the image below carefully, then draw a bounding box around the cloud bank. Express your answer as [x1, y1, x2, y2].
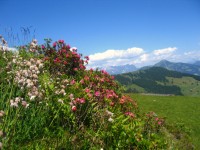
[88, 47, 144, 68]
[88, 46, 200, 69]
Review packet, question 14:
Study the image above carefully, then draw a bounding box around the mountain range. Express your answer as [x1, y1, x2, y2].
[102, 60, 200, 76]
[193, 61, 200, 66]
[154, 60, 200, 76]
[98, 64, 137, 75]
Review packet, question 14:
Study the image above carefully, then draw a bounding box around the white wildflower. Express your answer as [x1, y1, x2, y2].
[32, 74, 38, 79]
[106, 110, 114, 117]
[108, 117, 114, 123]
[39, 63, 43, 69]
[15, 97, 21, 102]
[30, 95, 36, 101]
[58, 99, 64, 104]
[26, 61, 31, 66]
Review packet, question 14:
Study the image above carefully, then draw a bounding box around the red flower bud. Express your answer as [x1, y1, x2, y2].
[110, 102, 115, 107]
[72, 106, 77, 112]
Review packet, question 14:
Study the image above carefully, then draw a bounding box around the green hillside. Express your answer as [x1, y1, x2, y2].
[115, 67, 200, 96]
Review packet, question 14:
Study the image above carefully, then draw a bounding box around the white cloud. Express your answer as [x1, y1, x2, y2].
[183, 51, 200, 61]
[153, 47, 177, 56]
[88, 46, 200, 69]
[89, 47, 144, 61]
[140, 54, 149, 62]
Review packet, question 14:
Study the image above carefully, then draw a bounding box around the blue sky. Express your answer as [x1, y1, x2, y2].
[1, 0, 200, 68]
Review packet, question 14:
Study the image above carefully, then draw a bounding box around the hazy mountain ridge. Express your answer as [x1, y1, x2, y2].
[98, 60, 200, 76]
[153, 60, 200, 76]
[193, 61, 200, 66]
[98, 64, 137, 75]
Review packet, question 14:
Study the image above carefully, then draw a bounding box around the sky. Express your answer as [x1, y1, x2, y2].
[1, 0, 200, 68]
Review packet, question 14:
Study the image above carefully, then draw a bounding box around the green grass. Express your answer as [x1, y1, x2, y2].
[125, 84, 146, 93]
[157, 77, 200, 96]
[129, 94, 200, 149]
[167, 77, 200, 96]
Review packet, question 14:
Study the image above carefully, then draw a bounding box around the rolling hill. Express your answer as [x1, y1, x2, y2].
[114, 67, 200, 96]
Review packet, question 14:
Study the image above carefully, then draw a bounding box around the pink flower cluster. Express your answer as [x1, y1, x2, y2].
[124, 112, 135, 118]
[42, 40, 88, 75]
[155, 117, 164, 126]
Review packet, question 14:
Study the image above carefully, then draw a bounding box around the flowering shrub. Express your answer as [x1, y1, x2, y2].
[38, 39, 88, 76]
[0, 37, 170, 149]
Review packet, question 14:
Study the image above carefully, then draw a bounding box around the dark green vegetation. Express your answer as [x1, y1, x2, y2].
[154, 60, 200, 76]
[129, 94, 200, 149]
[115, 67, 200, 96]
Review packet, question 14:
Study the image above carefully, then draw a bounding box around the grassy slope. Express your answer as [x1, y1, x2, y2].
[166, 77, 200, 96]
[115, 67, 200, 96]
[129, 94, 200, 149]
[132, 76, 200, 96]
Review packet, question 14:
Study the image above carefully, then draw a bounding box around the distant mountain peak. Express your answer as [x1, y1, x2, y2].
[159, 59, 170, 63]
[98, 64, 137, 75]
[154, 59, 200, 76]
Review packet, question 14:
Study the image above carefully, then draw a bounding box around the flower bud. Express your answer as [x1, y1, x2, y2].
[72, 106, 77, 112]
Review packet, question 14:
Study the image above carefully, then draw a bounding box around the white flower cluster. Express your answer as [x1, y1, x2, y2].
[54, 78, 69, 96]
[106, 110, 114, 123]
[0, 35, 8, 52]
[29, 39, 38, 52]
[14, 58, 44, 101]
[10, 97, 29, 108]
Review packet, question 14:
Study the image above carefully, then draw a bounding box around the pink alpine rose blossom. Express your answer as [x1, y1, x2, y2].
[79, 98, 85, 104]
[85, 88, 90, 93]
[70, 80, 76, 85]
[125, 112, 135, 118]
[73, 68, 78, 71]
[95, 91, 100, 97]
[53, 42, 57, 47]
[41, 45, 45, 49]
[66, 44, 71, 49]
[58, 40, 64, 43]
